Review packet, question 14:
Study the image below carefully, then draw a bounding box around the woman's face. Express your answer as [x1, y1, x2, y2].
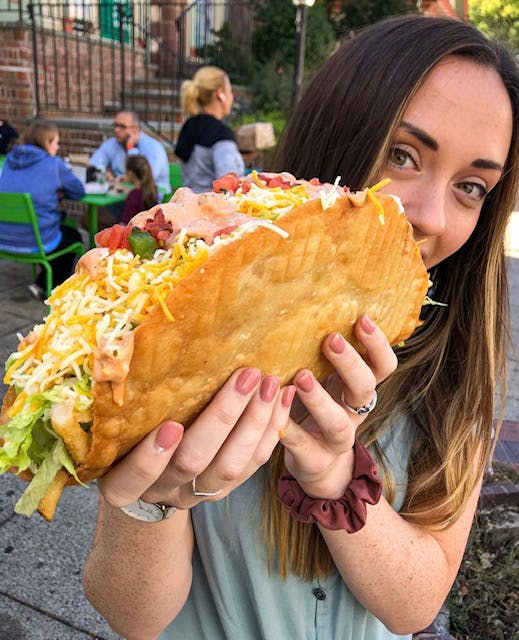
[380, 56, 513, 269]
[47, 134, 60, 157]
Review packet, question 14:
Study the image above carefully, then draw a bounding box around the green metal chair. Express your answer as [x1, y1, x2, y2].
[0, 192, 85, 298]
[169, 162, 183, 192]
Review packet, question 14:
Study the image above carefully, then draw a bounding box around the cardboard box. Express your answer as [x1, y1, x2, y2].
[236, 122, 275, 152]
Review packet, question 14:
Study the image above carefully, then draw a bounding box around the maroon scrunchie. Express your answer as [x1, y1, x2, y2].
[277, 439, 382, 532]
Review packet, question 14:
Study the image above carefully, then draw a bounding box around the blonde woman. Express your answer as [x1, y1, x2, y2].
[83, 16, 519, 640]
[175, 65, 245, 192]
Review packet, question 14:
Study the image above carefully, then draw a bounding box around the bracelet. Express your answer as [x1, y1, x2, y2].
[277, 439, 382, 532]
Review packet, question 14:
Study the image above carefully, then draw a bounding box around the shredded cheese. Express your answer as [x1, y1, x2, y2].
[320, 176, 342, 210]
[4, 241, 209, 408]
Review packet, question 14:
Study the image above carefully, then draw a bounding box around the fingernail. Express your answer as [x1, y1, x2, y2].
[236, 368, 261, 394]
[155, 421, 183, 452]
[295, 372, 314, 393]
[282, 385, 296, 408]
[361, 314, 375, 335]
[330, 333, 346, 354]
[260, 376, 280, 402]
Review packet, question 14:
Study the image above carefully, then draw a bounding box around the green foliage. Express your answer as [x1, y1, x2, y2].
[250, 60, 295, 114]
[195, 22, 253, 82]
[252, 0, 335, 68]
[469, 0, 519, 53]
[322, 0, 416, 40]
[251, 0, 335, 113]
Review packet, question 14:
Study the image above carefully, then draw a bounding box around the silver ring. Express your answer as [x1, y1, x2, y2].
[341, 389, 378, 416]
[192, 477, 223, 497]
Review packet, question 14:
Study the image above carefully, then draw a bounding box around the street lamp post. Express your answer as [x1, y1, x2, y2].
[292, 0, 315, 107]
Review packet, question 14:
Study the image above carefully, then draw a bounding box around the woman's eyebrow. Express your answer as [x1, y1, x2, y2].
[400, 121, 438, 150]
[471, 158, 504, 172]
[400, 120, 504, 173]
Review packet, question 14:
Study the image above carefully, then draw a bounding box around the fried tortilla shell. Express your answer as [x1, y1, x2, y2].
[1, 191, 429, 519]
[81, 191, 428, 480]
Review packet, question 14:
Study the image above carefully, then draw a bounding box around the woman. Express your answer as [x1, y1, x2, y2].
[175, 65, 245, 192]
[121, 154, 159, 225]
[83, 16, 519, 640]
[0, 119, 84, 297]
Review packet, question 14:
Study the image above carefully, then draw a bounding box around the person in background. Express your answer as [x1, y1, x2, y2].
[88, 111, 170, 193]
[0, 119, 18, 154]
[121, 154, 159, 225]
[82, 16, 519, 640]
[175, 65, 245, 193]
[0, 119, 84, 299]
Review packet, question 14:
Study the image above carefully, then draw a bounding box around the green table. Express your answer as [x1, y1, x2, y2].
[81, 191, 128, 248]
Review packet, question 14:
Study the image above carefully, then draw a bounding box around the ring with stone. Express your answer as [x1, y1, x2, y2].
[341, 389, 378, 416]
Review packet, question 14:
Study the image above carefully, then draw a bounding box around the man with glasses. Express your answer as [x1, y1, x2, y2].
[89, 111, 170, 194]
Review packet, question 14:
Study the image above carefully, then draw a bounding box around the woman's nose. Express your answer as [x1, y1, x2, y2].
[406, 187, 447, 238]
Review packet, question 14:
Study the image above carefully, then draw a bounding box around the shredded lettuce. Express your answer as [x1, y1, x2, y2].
[14, 438, 80, 516]
[1, 375, 91, 515]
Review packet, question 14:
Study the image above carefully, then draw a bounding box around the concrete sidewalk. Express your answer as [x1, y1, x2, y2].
[1, 230, 519, 639]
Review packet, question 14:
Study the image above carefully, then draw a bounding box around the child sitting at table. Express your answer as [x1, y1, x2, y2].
[121, 155, 159, 225]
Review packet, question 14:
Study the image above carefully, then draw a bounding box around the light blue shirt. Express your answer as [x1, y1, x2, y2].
[181, 140, 245, 193]
[160, 419, 415, 640]
[89, 131, 170, 191]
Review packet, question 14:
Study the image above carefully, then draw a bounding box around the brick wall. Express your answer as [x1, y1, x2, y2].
[0, 26, 36, 131]
[0, 24, 146, 155]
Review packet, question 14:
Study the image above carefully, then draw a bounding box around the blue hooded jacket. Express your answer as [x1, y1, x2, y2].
[0, 144, 85, 252]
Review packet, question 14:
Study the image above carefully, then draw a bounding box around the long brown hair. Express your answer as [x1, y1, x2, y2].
[21, 120, 59, 153]
[125, 155, 157, 209]
[269, 15, 519, 581]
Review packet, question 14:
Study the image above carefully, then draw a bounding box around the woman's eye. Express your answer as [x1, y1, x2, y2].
[388, 147, 415, 168]
[456, 182, 488, 200]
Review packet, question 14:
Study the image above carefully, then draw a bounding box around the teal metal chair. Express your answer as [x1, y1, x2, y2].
[0, 192, 85, 298]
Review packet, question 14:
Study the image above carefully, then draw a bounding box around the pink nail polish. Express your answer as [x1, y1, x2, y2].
[260, 376, 280, 402]
[295, 372, 314, 393]
[236, 368, 261, 394]
[361, 314, 375, 334]
[155, 422, 183, 452]
[330, 333, 346, 354]
[282, 385, 296, 408]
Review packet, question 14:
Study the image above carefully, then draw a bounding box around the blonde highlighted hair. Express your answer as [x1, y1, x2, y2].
[180, 66, 229, 116]
[272, 15, 519, 581]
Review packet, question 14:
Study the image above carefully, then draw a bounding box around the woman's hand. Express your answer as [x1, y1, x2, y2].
[280, 315, 397, 499]
[99, 367, 295, 510]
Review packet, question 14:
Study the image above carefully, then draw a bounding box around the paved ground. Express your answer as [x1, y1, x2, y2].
[1, 219, 519, 639]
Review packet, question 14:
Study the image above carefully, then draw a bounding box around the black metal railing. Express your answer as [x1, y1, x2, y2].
[2, 0, 255, 145]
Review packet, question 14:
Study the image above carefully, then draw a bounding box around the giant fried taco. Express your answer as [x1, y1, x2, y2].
[0, 171, 429, 520]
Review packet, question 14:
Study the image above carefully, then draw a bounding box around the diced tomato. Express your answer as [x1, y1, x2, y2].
[266, 176, 290, 190]
[240, 181, 251, 194]
[309, 177, 321, 186]
[107, 224, 126, 251]
[119, 225, 132, 251]
[95, 228, 112, 248]
[95, 225, 132, 252]
[213, 173, 240, 193]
